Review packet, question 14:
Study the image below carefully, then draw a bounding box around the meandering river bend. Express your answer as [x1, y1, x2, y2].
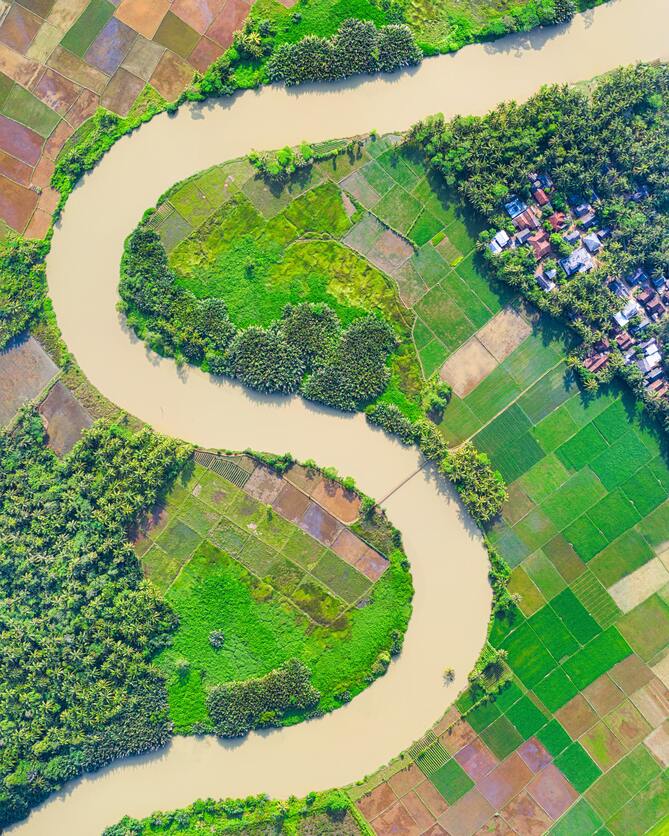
[10, 0, 669, 831]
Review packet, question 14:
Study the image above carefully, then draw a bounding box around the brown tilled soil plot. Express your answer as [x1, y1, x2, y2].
[38, 380, 92, 455]
[476, 306, 532, 363]
[0, 336, 57, 426]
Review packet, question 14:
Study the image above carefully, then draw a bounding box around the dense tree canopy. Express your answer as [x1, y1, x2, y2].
[0, 238, 47, 350]
[0, 415, 190, 827]
[120, 227, 398, 412]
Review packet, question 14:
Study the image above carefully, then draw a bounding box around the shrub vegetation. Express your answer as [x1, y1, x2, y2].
[0, 238, 48, 349]
[104, 790, 367, 835]
[207, 658, 321, 736]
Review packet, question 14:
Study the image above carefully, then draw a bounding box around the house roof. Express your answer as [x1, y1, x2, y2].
[533, 188, 550, 206]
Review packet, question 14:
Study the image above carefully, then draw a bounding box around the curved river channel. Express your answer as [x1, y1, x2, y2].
[11, 0, 669, 831]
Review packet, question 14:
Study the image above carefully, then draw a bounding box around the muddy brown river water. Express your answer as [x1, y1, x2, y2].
[10, 0, 669, 831]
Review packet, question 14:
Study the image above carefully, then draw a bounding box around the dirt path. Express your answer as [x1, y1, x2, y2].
[10, 0, 669, 831]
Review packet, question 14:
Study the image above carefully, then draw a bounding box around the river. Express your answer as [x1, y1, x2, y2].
[10, 0, 669, 831]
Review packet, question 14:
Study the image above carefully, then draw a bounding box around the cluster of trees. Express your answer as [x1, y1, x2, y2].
[410, 63, 669, 421]
[207, 659, 320, 737]
[248, 139, 362, 183]
[441, 444, 508, 524]
[120, 227, 398, 412]
[104, 790, 362, 835]
[0, 414, 191, 827]
[267, 19, 422, 86]
[0, 237, 47, 349]
[366, 403, 506, 522]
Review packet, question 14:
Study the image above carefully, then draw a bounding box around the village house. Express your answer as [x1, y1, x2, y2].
[583, 232, 602, 254]
[548, 211, 567, 231]
[528, 230, 551, 260]
[488, 229, 511, 254]
[560, 246, 594, 277]
[613, 298, 639, 328]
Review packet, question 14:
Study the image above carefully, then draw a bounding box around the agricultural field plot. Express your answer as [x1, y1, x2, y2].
[351, 267, 669, 834]
[142, 136, 517, 418]
[352, 615, 669, 835]
[133, 454, 411, 732]
[0, 336, 57, 427]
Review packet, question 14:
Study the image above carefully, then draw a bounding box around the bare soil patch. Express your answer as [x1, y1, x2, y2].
[477, 306, 532, 363]
[38, 380, 92, 455]
[0, 336, 57, 426]
[440, 336, 498, 397]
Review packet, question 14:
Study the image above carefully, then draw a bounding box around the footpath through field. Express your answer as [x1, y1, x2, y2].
[10, 0, 669, 832]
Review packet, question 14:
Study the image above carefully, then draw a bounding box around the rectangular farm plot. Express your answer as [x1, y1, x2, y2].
[439, 336, 498, 398]
[311, 550, 371, 604]
[436, 394, 481, 446]
[372, 184, 422, 236]
[501, 621, 557, 689]
[589, 530, 654, 588]
[517, 364, 579, 424]
[608, 558, 669, 614]
[464, 365, 521, 424]
[476, 306, 533, 365]
[168, 179, 215, 227]
[0, 337, 58, 427]
[540, 468, 607, 531]
[562, 628, 632, 691]
[589, 431, 653, 491]
[61, 0, 115, 56]
[1, 84, 60, 137]
[414, 284, 476, 355]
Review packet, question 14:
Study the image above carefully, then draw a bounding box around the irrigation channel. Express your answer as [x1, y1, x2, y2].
[11, 0, 669, 830]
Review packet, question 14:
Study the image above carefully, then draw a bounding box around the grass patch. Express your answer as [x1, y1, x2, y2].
[620, 462, 667, 517]
[587, 490, 640, 542]
[517, 454, 570, 504]
[534, 667, 578, 712]
[60, 0, 114, 57]
[555, 422, 608, 472]
[501, 621, 556, 688]
[618, 594, 669, 661]
[517, 364, 577, 424]
[311, 550, 371, 603]
[541, 469, 606, 531]
[550, 588, 601, 645]
[537, 719, 572, 757]
[505, 695, 547, 739]
[563, 515, 609, 562]
[464, 365, 520, 424]
[528, 606, 579, 662]
[589, 431, 652, 490]
[480, 716, 524, 760]
[430, 759, 474, 804]
[524, 550, 566, 599]
[532, 402, 580, 452]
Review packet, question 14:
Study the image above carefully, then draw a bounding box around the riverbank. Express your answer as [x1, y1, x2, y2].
[9, 1, 669, 831]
